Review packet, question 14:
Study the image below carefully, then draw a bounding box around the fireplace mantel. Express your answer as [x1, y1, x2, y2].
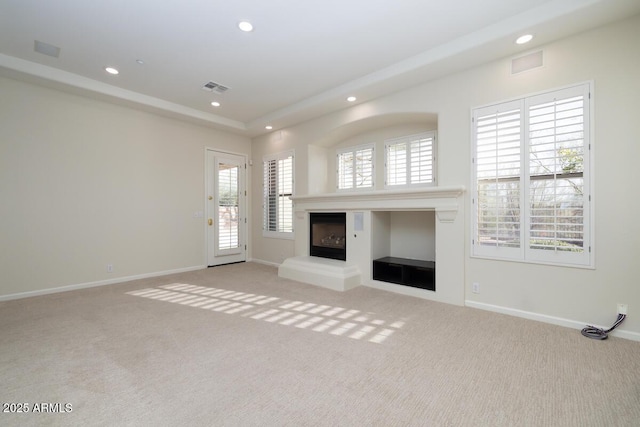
[291, 185, 465, 222]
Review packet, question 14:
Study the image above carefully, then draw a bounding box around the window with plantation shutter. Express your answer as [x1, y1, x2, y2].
[385, 131, 436, 188]
[263, 151, 294, 238]
[472, 83, 592, 267]
[337, 144, 374, 190]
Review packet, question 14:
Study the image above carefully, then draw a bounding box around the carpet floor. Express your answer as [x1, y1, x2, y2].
[1, 262, 639, 426]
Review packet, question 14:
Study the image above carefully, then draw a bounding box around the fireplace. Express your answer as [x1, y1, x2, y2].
[310, 212, 346, 261]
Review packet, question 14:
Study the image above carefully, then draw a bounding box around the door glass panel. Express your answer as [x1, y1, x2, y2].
[218, 162, 239, 250]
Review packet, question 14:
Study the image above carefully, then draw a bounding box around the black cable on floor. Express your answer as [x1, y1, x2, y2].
[581, 313, 626, 340]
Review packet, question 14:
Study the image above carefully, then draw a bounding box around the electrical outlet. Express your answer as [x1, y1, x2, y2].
[617, 304, 627, 315]
[472, 282, 480, 294]
[107, 264, 114, 273]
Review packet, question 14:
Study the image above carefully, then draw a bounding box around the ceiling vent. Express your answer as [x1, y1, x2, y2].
[511, 50, 543, 74]
[34, 40, 60, 58]
[202, 81, 230, 94]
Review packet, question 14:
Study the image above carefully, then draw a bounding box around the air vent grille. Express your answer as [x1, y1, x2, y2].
[511, 50, 543, 74]
[34, 40, 61, 58]
[202, 81, 230, 94]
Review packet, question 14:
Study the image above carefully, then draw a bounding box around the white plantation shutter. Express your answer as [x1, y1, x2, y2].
[264, 158, 277, 232]
[263, 151, 294, 237]
[355, 146, 373, 188]
[526, 85, 589, 264]
[337, 151, 354, 190]
[217, 164, 239, 250]
[337, 144, 374, 190]
[277, 155, 294, 233]
[387, 141, 407, 186]
[473, 101, 523, 259]
[472, 83, 592, 267]
[410, 136, 435, 183]
[385, 132, 436, 187]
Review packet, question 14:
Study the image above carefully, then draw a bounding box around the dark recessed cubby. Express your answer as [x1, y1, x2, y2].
[373, 256, 435, 291]
[370, 211, 436, 292]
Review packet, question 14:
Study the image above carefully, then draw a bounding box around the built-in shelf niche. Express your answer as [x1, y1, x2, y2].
[371, 210, 436, 290]
[371, 211, 436, 262]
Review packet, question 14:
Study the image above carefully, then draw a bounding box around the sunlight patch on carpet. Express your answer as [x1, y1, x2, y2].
[126, 283, 406, 343]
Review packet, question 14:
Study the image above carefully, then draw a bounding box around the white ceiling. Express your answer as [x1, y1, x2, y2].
[1, 0, 639, 137]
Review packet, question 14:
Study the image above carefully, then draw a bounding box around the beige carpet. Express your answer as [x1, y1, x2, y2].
[1, 262, 639, 426]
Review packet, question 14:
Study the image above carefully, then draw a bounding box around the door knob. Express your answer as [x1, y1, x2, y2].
[208, 218, 213, 226]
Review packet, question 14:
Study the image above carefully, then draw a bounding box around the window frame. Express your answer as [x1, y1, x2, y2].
[263, 150, 295, 240]
[384, 131, 437, 189]
[471, 82, 594, 268]
[336, 143, 375, 191]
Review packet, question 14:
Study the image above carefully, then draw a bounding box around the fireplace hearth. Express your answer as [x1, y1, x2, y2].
[310, 212, 346, 261]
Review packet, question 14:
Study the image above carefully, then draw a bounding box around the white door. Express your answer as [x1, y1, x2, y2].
[207, 150, 246, 266]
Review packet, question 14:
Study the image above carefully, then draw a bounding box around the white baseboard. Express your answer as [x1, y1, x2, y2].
[0, 265, 207, 302]
[466, 300, 640, 342]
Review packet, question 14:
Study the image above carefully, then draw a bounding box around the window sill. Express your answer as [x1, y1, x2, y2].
[470, 253, 595, 270]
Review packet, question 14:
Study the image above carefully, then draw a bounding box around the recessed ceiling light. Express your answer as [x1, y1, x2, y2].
[265, 125, 273, 130]
[211, 101, 221, 107]
[238, 21, 253, 32]
[105, 66, 119, 75]
[347, 96, 357, 102]
[516, 34, 533, 45]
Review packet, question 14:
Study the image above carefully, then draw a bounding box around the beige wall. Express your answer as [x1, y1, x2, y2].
[252, 15, 640, 337]
[0, 76, 251, 297]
